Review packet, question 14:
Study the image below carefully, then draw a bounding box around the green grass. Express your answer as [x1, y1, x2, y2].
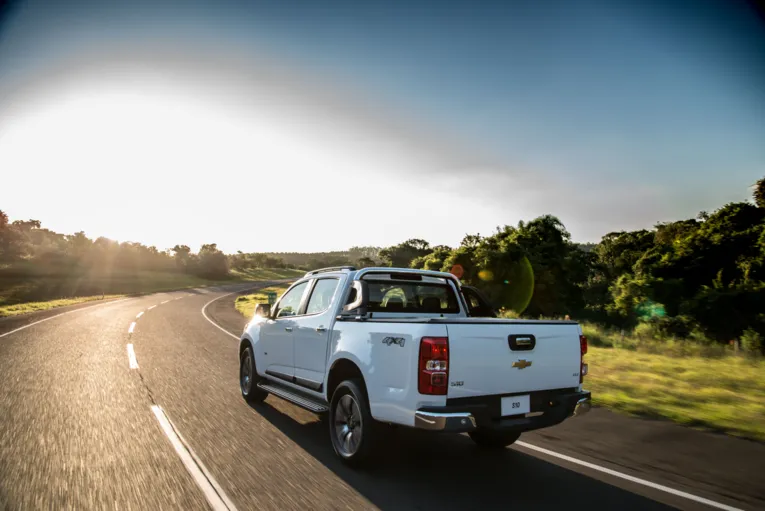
[0, 269, 233, 306]
[0, 295, 125, 317]
[0, 266, 302, 318]
[230, 268, 305, 281]
[587, 346, 765, 441]
[235, 284, 292, 318]
[580, 322, 734, 357]
[0, 269, 234, 318]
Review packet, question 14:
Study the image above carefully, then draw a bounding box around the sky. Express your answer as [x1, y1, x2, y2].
[0, 0, 764, 253]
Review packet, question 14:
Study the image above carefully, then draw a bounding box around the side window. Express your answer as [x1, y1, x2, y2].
[275, 282, 308, 318]
[305, 279, 340, 315]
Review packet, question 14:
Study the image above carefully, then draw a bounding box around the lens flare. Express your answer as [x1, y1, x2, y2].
[493, 256, 534, 315]
[478, 269, 494, 281]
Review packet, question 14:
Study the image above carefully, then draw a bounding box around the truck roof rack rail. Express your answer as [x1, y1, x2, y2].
[305, 266, 357, 277]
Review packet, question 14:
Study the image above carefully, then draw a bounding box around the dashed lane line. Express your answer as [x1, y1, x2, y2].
[127, 344, 139, 369]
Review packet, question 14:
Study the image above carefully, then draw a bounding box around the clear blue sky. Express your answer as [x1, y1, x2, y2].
[1, 0, 763, 252]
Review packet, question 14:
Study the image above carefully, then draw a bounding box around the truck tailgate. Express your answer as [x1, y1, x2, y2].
[446, 322, 581, 400]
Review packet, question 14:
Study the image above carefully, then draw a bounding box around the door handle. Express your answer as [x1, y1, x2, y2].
[316, 326, 327, 333]
[285, 327, 293, 332]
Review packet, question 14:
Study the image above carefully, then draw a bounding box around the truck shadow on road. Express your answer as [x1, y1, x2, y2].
[250, 401, 675, 511]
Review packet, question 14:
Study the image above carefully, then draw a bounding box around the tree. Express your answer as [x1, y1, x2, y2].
[439, 216, 590, 317]
[754, 176, 765, 208]
[410, 245, 452, 271]
[596, 230, 655, 280]
[356, 256, 376, 268]
[379, 239, 432, 268]
[197, 243, 229, 279]
[172, 244, 192, 272]
[0, 209, 19, 262]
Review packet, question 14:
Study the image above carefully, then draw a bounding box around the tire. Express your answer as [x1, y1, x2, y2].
[468, 429, 521, 450]
[240, 346, 268, 404]
[329, 379, 377, 467]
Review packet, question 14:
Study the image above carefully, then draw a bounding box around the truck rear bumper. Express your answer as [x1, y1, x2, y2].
[415, 389, 591, 433]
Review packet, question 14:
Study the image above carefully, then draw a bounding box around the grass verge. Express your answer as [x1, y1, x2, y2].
[0, 295, 125, 317]
[230, 268, 305, 281]
[587, 346, 765, 441]
[235, 284, 291, 319]
[0, 267, 302, 318]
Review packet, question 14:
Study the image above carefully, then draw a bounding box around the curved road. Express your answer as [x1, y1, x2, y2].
[1, 284, 763, 510]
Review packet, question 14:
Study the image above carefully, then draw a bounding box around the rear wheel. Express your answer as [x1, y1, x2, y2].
[468, 429, 521, 450]
[240, 346, 268, 404]
[329, 379, 376, 467]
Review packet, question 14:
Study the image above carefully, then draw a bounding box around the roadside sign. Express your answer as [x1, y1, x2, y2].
[266, 291, 278, 304]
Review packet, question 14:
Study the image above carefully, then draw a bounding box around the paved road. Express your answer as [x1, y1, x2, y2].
[1, 284, 764, 510]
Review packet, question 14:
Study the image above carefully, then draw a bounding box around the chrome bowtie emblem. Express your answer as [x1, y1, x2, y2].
[382, 337, 406, 347]
[512, 359, 532, 369]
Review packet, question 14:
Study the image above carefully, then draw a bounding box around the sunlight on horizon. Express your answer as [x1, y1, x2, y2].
[0, 81, 510, 253]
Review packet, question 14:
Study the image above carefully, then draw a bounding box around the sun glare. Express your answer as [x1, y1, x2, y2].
[0, 85, 507, 251]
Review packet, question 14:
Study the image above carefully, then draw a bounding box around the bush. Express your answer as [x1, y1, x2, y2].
[654, 315, 699, 339]
[498, 308, 521, 319]
[581, 322, 615, 347]
[741, 329, 763, 355]
[634, 321, 660, 341]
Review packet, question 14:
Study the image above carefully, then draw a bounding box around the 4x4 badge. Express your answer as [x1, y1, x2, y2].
[382, 337, 405, 347]
[512, 359, 532, 369]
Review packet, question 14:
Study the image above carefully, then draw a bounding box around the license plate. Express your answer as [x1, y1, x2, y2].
[501, 395, 530, 416]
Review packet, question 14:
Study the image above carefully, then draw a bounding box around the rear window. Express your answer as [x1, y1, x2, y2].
[365, 281, 460, 314]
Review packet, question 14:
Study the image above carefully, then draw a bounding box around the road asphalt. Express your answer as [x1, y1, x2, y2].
[1, 283, 763, 510]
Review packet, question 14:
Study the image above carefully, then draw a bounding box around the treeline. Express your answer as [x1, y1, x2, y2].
[378, 178, 765, 349]
[0, 213, 231, 280]
[3, 177, 763, 349]
[230, 247, 382, 272]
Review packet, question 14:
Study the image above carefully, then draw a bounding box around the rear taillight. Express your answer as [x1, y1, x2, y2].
[579, 334, 588, 384]
[418, 337, 449, 395]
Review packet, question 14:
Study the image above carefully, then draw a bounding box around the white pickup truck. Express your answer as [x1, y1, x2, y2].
[239, 266, 591, 466]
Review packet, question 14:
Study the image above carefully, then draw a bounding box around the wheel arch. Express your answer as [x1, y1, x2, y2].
[326, 358, 367, 402]
[239, 336, 253, 359]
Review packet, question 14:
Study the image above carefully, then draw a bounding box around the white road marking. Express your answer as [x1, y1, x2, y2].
[127, 344, 139, 369]
[201, 291, 252, 340]
[0, 298, 130, 339]
[128, 322, 136, 334]
[515, 441, 744, 511]
[161, 300, 170, 304]
[136, 311, 144, 319]
[148, 305, 157, 310]
[151, 405, 238, 511]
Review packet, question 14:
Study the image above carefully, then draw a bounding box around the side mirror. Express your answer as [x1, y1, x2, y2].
[255, 303, 271, 318]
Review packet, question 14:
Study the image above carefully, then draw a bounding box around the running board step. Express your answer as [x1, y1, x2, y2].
[257, 382, 329, 413]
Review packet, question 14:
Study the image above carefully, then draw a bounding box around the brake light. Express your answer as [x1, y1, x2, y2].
[579, 334, 588, 384]
[419, 337, 449, 395]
